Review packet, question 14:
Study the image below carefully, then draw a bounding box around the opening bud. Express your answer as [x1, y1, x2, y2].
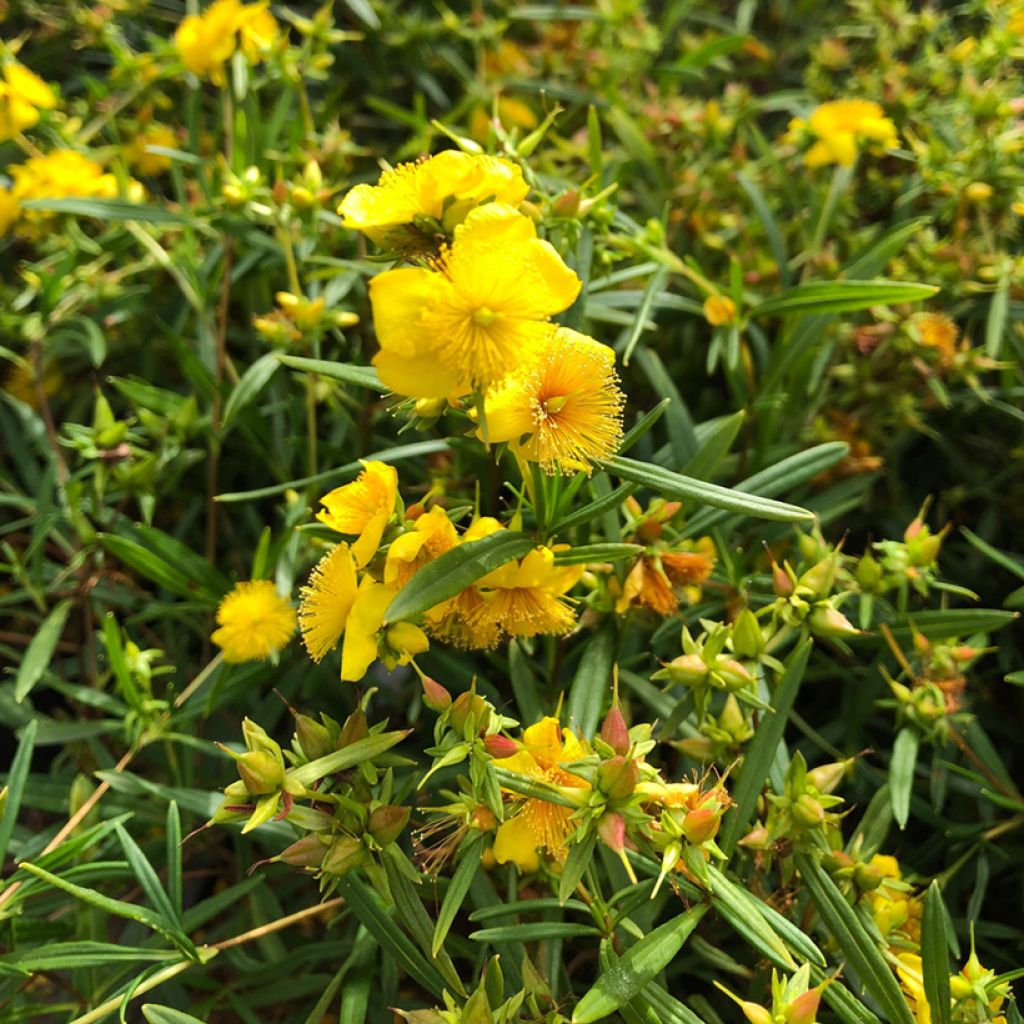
[421, 676, 452, 712]
[600, 704, 630, 755]
[483, 734, 519, 759]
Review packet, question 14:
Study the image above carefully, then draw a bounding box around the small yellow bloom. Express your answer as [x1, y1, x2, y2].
[125, 124, 177, 176]
[703, 294, 737, 326]
[10, 150, 121, 202]
[338, 149, 529, 243]
[801, 99, 898, 168]
[0, 62, 56, 142]
[212, 581, 296, 663]
[175, 0, 275, 84]
[299, 544, 359, 663]
[384, 506, 459, 588]
[470, 545, 583, 644]
[370, 203, 581, 396]
[912, 312, 958, 363]
[0, 187, 20, 235]
[480, 327, 624, 475]
[895, 954, 932, 1024]
[491, 717, 590, 871]
[316, 461, 398, 568]
[965, 181, 993, 203]
[238, 3, 278, 61]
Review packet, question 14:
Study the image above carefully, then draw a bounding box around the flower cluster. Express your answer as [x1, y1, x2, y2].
[785, 99, 900, 168]
[339, 150, 625, 476]
[0, 60, 56, 142]
[174, 0, 279, 84]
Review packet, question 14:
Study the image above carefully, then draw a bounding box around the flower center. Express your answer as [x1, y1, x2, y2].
[472, 306, 502, 327]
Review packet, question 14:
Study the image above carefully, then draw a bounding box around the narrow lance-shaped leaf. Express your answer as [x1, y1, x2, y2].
[385, 531, 535, 623]
[15, 601, 73, 703]
[287, 730, 410, 788]
[0, 719, 37, 865]
[921, 882, 953, 1024]
[750, 280, 938, 319]
[572, 904, 709, 1023]
[890, 727, 920, 830]
[432, 831, 484, 957]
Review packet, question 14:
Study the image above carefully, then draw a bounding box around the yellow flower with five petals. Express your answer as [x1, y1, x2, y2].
[316, 461, 398, 568]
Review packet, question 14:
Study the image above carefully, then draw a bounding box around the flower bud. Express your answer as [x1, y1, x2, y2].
[715, 657, 753, 689]
[731, 608, 764, 658]
[280, 834, 327, 868]
[949, 975, 973, 1000]
[237, 751, 285, 796]
[598, 756, 639, 801]
[808, 603, 859, 638]
[471, 805, 498, 832]
[321, 835, 368, 876]
[367, 805, 411, 845]
[853, 861, 885, 891]
[294, 713, 333, 761]
[421, 676, 452, 712]
[799, 554, 839, 597]
[703, 294, 738, 326]
[807, 759, 851, 795]
[682, 806, 721, 845]
[483, 734, 519, 759]
[773, 562, 795, 597]
[856, 549, 883, 590]
[450, 691, 491, 736]
[792, 793, 826, 827]
[786, 986, 824, 1024]
[740, 1003, 774, 1024]
[665, 653, 708, 686]
[597, 812, 626, 853]
[413, 397, 447, 420]
[337, 709, 369, 747]
[600, 705, 630, 755]
[719, 693, 747, 736]
[673, 737, 716, 760]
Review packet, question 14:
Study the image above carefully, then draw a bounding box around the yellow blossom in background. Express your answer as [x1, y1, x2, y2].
[175, 0, 277, 84]
[480, 327, 624, 475]
[316, 460, 398, 568]
[865, 854, 921, 945]
[912, 312, 959, 363]
[491, 717, 590, 871]
[211, 581, 296, 663]
[895, 954, 932, 1024]
[469, 544, 583, 645]
[370, 204, 581, 397]
[0, 62, 56, 141]
[384, 505, 458, 587]
[10, 149, 124, 202]
[0, 188, 19, 235]
[125, 124, 177, 175]
[338, 149, 529, 243]
[703, 294, 737, 326]
[791, 99, 899, 168]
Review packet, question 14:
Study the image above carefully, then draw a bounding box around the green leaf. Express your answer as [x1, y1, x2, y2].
[472, 922, 601, 943]
[620, 399, 671, 455]
[559, 829, 598, 906]
[554, 542, 643, 565]
[20, 197, 192, 224]
[15, 600, 73, 703]
[750, 280, 938, 319]
[707, 867, 796, 971]
[666, 34, 749, 72]
[565, 622, 616, 738]
[385, 531, 535, 623]
[719, 638, 812, 853]
[960, 527, 1024, 582]
[572, 904, 709, 1023]
[223, 353, 281, 427]
[432, 831, 484, 957]
[601, 455, 814, 522]
[0, 943, 179, 973]
[921, 882, 952, 1024]
[287, 729, 410, 788]
[858, 609, 1018, 644]
[890, 728, 920, 830]
[680, 411, 745, 481]
[796, 853, 916, 1024]
[277, 354, 385, 392]
[552, 479, 638, 535]
[142, 1006, 208, 1024]
[633, 348, 697, 466]
[811, 966, 882, 1024]
[620, 267, 668, 365]
[0, 719, 37, 865]
[985, 277, 1009, 358]
[738, 173, 790, 287]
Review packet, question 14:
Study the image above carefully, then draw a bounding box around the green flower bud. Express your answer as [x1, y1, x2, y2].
[665, 653, 708, 686]
[806, 759, 852, 795]
[715, 656, 753, 689]
[792, 794, 826, 827]
[682, 806, 721, 845]
[367, 805, 411, 846]
[731, 608, 764, 658]
[337, 709, 369, 748]
[808, 603, 859, 638]
[294, 714, 333, 761]
[237, 750, 285, 796]
[321, 836, 368, 876]
[280, 834, 328, 868]
[855, 549, 883, 590]
[598, 756, 639, 801]
[449, 691, 491, 736]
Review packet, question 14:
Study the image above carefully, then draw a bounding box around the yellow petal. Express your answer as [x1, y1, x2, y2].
[493, 813, 541, 872]
[373, 348, 469, 399]
[368, 268, 444, 358]
[340, 580, 394, 681]
[522, 717, 563, 763]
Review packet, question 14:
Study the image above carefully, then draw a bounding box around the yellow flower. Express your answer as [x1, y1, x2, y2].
[469, 545, 583, 645]
[125, 124, 177, 176]
[802, 99, 898, 168]
[896, 954, 932, 1024]
[298, 544, 359, 663]
[238, 3, 278, 61]
[298, 544, 428, 681]
[480, 327, 624, 475]
[211, 581, 296, 663]
[10, 150, 121, 202]
[338, 149, 529, 243]
[0, 187, 19, 235]
[703, 294, 737, 326]
[865, 855, 921, 945]
[316, 461, 398, 568]
[175, 0, 243, 82]
[491, 717, 590, 871]
[384, 505, 459, 588]
[370, 204, 581, 397]
[0, 62, 56, 142]
[913, 312, 959, 363]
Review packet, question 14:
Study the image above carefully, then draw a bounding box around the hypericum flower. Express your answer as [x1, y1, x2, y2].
[864, 854, 921, 945]
[789, 99, 899, 168]
[703, 295, 737, 326]
[212, 581, 296, 663]
[384, 506, 459, 588]
[125, 124, 177, 176]
[480, 327, 624, 475]
[298, 544, 359, 663]
[616, 539, 715, 616]
[491, 717, 590, 872]
[338, 149, 529, 244]
[316, 461, 399, 568]
[175, 0, 277, 84]
[0, 62, 56, 142]
[895, 954, 932, 1024]
[8, 150, 139, 220]
[469, 545, 583, 645]
[369, 203, 581, 397]
[912, 312, 959, 364]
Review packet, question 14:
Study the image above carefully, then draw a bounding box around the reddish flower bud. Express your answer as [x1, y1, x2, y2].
[421, 676, 452, 712]
[483, 734, 519, 759]
[773, 562, 795, 597]
[367, 805, 411, 845]
[600, 705, 630, 755]
[280, 833, 327, 868]
[597, 812, 626, 853]
[682, 806, 721, 845]
[786, 986, 824, 1024]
